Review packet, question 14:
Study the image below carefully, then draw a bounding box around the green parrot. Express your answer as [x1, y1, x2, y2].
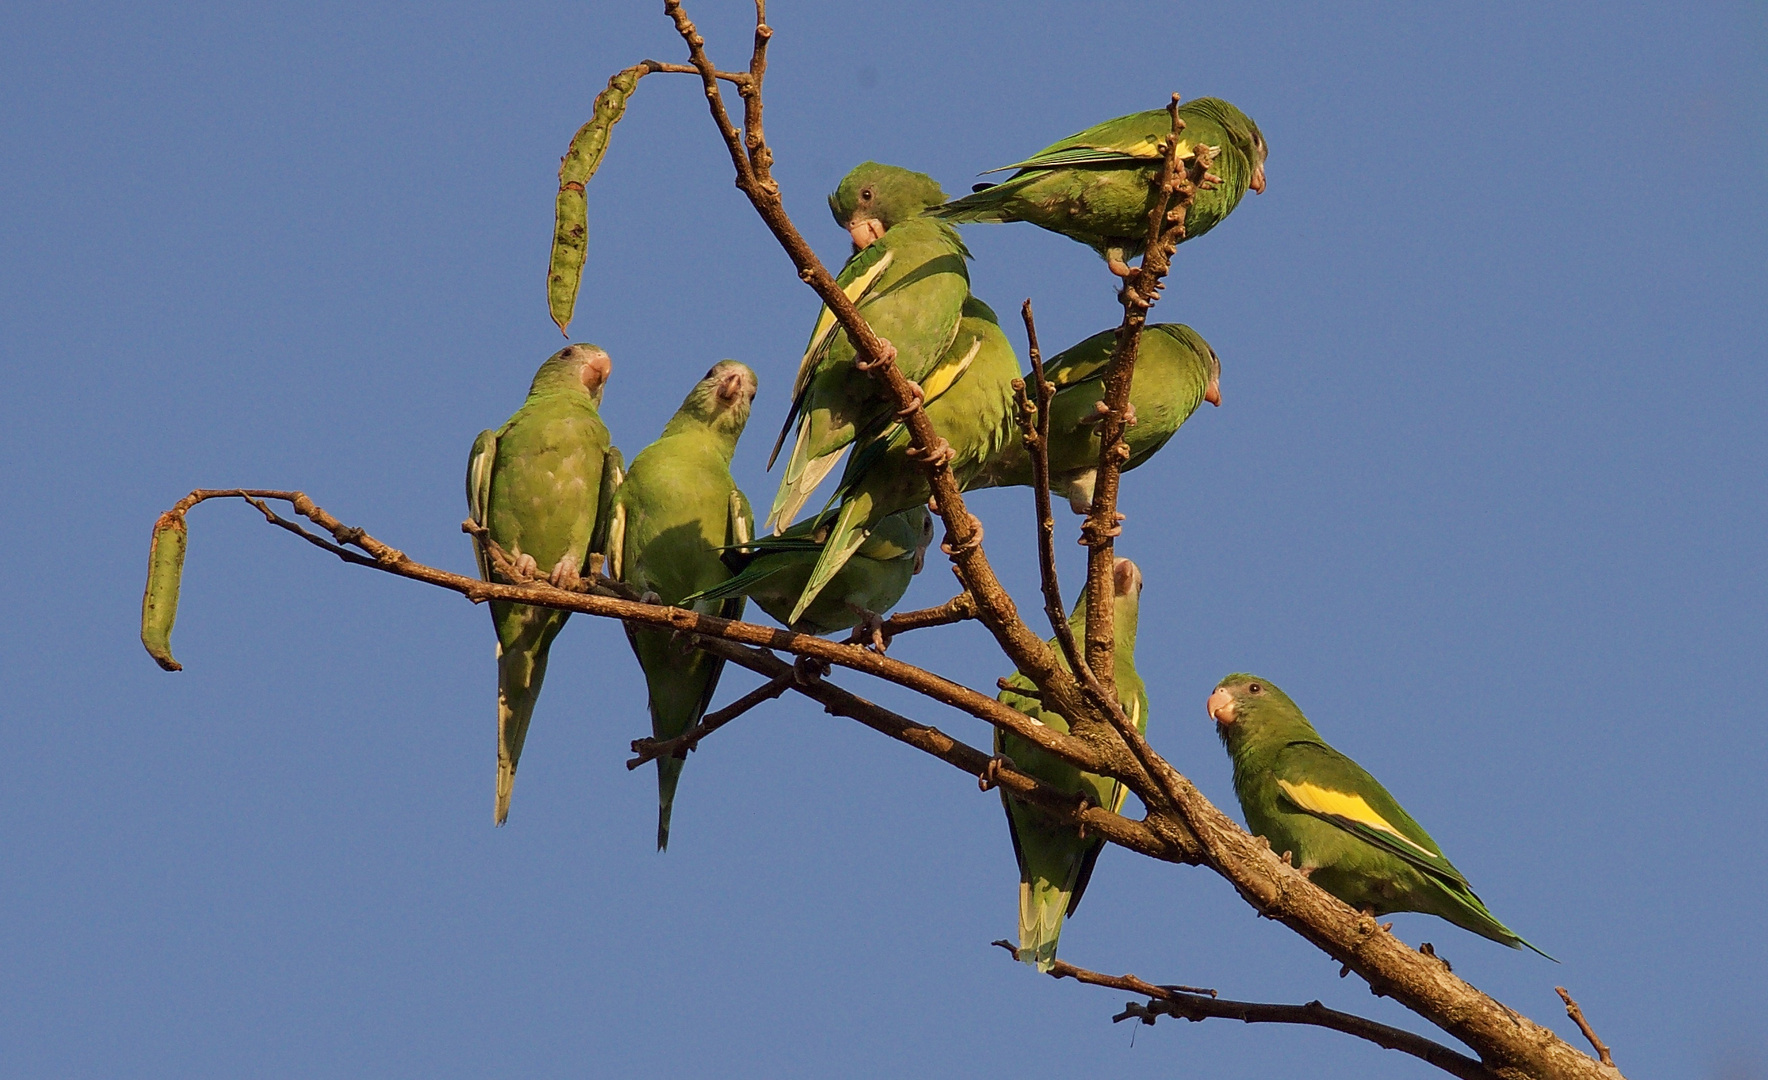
[785, 292, 1020, 624]
[768, 162, 971, 532]
[997, 557, 1146, 972]
[683, 506, 934, 638]
[1209, 674, 1552, 958]
[932, 98, 1267, 275]
[466, 343, 619, 826]
[607, 360, 758, 851]
[970, 323, 1221, 513]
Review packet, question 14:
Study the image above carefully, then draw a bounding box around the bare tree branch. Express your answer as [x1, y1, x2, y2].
[1555, 988, 1616, 1069]
[1013, 301, 1085, 678]
[626, 671, 793, 769]
[879, 591, 977, 642]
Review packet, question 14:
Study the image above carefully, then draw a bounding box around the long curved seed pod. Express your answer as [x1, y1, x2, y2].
[141, 510, 188, 671]
[549, 63, 649, 336]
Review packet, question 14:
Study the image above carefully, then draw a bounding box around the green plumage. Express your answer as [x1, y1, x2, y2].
[466, 344, 616, 826]
[786, 293, 1020, 623]
[998, 559, 1147, 972]
[685, 507, 933, 636]
[1211, 674, 1551, 958]
[971, 323, 1221, 513]
[610, 361, 758, 850]
[769, 163, 970, 532]
[932, 98, 1267, 272]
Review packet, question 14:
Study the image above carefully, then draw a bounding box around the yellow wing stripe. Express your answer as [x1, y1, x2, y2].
[1117, 136, 1196, 160]
[1277, 779, 1437, 858]
[796, 250, 896, 395]
[919, 335, 983, 404]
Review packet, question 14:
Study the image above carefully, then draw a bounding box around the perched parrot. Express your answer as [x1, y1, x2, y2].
[466, 344, 619, 826]
[768, 162, 970, 532]
[786, 292, 1020, 623]
[997, 557, 1146, 972]
[1209, 674, 1552, 958]
[932, 98, 1267, 276]
[607, 361, 758, 850]
[970, 323, 1221, 513]
[683, 506, 933, 638]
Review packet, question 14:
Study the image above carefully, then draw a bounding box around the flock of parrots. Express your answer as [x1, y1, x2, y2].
[465, 97, 1549, 968]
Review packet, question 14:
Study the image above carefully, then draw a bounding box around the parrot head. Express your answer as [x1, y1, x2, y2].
[911, 506, 935, 575]
[1188, 98, 1266, 194]
[531, 343, 613, 404]
[1208, 673, 1311, 752]
[677, 359, 758, 436]
[828, 162, 948, 249]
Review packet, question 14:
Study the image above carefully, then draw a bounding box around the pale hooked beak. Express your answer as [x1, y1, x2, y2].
[1204, 379, 1221, 407]
[716, 370, 749, 402]
[1206, 686, 1236, 724]
[847, 217, 886, 249]
[1248, 163, 1266, 194]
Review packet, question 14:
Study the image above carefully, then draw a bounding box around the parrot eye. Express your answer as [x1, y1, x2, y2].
[860, 187, 873, 201]
[1248, 683, 1262, 694]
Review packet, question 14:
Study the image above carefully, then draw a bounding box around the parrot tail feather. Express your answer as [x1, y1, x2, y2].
[1018, 877, 1069, 974]
[494, 639, 549, 827]
[655, 755, 684, 852]
[789, 495, 872, 624]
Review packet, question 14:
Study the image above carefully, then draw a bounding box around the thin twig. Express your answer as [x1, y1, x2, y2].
[1555, 987, 1616, 1068]
[879, 592, 976, 641]
[626, 672, 793, 769]
[638, 58, 750, 84]
[989, 942, 1492, 1080]
[1017, 301, 1088, 679]
[1118, 998, 1497, 1080]
[989, 940, 1215, 998]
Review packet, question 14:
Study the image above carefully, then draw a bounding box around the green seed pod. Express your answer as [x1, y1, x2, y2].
[141, 510, 188, 671]
[549, 63, 648, 336]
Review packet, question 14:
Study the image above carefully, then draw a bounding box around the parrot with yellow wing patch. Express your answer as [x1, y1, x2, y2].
[785, 292, 1019, 624]
[1209, 674, 1552, 958]
[997, 558, 1146, 971]
[969, 322, 1220, 513]
[768, 162, 970, 532]
[932, 98, 1266, 276]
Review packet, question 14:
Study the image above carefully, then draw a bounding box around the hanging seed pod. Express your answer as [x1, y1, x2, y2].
[549, 64, 649, 336]
[141, 510, 188, 671]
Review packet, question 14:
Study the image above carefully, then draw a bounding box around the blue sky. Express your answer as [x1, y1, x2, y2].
[2, 2, 1763, 1077]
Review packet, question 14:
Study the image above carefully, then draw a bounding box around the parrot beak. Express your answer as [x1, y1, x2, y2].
[1248, 163, 1266, 194]
[847, 217, 887, 249]
[1204, 380, 1221, 407]
[1206, 686, 1236, 724]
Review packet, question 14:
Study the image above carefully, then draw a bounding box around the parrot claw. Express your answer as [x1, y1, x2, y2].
[894, 380, 926, 417]
[843, 606, 888, 653]
[906, 436, 955, 467]
[1105, 254, 1134, 278]
[639, 590, 662, 606]
[940, 514, 984, 556]
[793, 655, 830, 686]
[511, 552, 541, 581]
[854, 338, 898, 373]
[978, 753, 1018, 791]
[547, 554, 583, 591]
